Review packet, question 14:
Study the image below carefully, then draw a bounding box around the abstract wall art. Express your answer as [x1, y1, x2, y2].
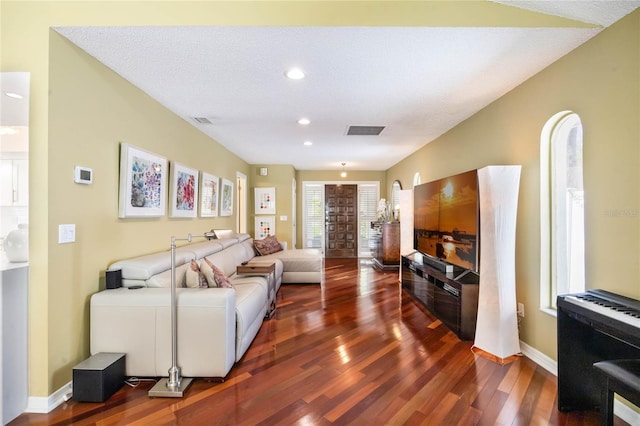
[220, 178, 234, 217]
[200, 172, 219, 217]
[255, 216, 276, 240]
[118, 143, 167, 218]
[170, 162, 199, 218]
[255, 187, 276, 215]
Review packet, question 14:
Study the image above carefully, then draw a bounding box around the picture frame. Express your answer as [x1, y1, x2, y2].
[255, 187, 276, 215]
[255, 216, 276, 240]
[169, 162, 199, 218]
[220, 178, 234, 216]
[200, 172, 219, 217]
[118, 143, 168, 218]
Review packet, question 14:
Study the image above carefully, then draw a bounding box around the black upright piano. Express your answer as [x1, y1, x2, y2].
[557, 289, 640, 412]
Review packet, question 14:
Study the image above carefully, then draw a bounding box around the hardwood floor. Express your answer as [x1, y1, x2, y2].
[12, 258, 626, 425]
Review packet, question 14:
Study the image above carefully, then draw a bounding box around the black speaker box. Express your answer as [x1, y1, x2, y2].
[73, 353, 125, 402]
[106, 269, 122, 289]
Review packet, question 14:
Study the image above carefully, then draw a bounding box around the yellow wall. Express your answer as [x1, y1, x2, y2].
[48, 32, 250, 389]
[1, 0, 638, 401]
[387, 11, 640, 360]
[250, 164, 296, 247]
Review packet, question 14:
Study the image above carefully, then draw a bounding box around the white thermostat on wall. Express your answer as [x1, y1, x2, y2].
[74, 166, 93, 184]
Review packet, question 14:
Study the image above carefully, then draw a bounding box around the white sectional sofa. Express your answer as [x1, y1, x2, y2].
[90, 232, 321, 379]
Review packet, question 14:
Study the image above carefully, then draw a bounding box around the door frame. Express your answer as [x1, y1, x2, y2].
[301, 180, 380, 255]
[236, 171, 247, 234]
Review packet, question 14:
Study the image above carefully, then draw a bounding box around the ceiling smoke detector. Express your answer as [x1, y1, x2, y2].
[346, 125, 385, 136]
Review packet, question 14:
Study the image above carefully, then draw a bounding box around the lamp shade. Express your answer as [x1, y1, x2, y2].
[473, 165, 522, 361]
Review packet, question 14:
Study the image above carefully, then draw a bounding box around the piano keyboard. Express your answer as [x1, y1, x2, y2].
[563, 293, 640, 328]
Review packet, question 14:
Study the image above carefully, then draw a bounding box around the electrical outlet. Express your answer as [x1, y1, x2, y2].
[517, 302, 525, 318]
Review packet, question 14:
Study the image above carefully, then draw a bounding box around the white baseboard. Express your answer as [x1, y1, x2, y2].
[520, 340, 640, 425]
[25, 381, 71, 414]
[519, 340, 557, 376]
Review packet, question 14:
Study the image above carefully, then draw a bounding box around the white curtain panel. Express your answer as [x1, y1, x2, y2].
[399, 189, 414, 256]
[474, 165, 522, 360]
[399, 189, 414, 282]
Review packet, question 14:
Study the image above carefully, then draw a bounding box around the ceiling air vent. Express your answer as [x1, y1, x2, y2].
[346, 125, 385, 136]
[193, 117, 213, 124]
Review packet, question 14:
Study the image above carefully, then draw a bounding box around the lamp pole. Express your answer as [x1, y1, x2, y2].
[149, 232, 214, 397]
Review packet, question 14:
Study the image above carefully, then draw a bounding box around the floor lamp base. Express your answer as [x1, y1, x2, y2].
[148, 377, 193, 398]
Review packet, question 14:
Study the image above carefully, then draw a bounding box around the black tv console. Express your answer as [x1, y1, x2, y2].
[401, 253, 479, 340]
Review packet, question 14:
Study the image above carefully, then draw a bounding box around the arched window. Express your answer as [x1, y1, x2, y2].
[391, 180, 402, 219]
[413, 172, 421, 187]
[540, 112, 585, 311]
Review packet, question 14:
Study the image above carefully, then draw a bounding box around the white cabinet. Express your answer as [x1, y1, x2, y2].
[0, 159, 28, 206]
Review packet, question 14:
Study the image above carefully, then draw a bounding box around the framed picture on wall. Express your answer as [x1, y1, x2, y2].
[255, 216, 276, 240]
[200, 172, 219, 217]
[118, 143, 168, 218]
[169, 162, 199, 218]
[255, 187, 276, 215]
[220, 178, 234, 216]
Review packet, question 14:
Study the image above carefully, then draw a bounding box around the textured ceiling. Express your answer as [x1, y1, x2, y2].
[54, 1, 640, 171]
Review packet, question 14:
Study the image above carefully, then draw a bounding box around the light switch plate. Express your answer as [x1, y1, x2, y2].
[59, 224, 76, 244]
[280, 215, 287, 221]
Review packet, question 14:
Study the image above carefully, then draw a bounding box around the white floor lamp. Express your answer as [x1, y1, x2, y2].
[149, 231, 215, 398]
[473, 165, 522, 363]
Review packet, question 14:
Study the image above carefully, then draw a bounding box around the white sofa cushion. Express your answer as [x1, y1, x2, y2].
[232, 280, 267, 360]
[110, 250, 192, 283]
[90, 287, 236, 378]
[258, 249, 322, 273]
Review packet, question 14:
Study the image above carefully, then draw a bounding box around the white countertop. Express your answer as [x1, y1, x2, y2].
[0, 251, 28, 272]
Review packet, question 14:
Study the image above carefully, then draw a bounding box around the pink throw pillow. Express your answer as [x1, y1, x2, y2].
[253, 234, 283, 256]
[201, 258, 233, 288]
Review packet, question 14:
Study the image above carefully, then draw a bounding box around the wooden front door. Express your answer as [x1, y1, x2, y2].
[325, 184, 358, 258]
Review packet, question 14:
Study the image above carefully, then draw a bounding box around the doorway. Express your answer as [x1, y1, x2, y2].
[324, 184, 358, 258]
[236, 172, 247, 234]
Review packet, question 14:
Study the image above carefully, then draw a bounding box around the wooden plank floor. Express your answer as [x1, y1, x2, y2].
[12, 258, 627, 425]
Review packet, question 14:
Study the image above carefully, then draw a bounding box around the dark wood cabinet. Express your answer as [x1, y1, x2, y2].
[401, 253, 479, 340]
[371, 222, 400, 270]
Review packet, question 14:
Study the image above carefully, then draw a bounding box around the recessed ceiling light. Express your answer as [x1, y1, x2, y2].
[285, 68, 305, 80]
[298, 118, 311, 125]
[5, 92, 23, 99]
[304, 141, 313, 146]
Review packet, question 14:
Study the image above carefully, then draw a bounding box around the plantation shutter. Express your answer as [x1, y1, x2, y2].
[358, 183, 379, 257]
[303, 183, 324, 249]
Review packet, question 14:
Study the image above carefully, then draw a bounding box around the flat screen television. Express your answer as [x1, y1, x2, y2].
[413, 169, 479, 272]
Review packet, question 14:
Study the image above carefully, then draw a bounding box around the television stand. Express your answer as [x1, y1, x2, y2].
[401, 252, 479, 340]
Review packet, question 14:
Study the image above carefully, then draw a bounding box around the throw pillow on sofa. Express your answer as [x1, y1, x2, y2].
[200, 258, 233, 288]
[254, 234, 283, 256]
[185, 259, 208, 288]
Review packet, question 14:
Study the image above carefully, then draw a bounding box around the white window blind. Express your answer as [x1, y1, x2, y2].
[540, 111, 585, 311]
[358, 183, 379, 257]
[302, 183, 324, 249]
[551, 113, 585, 306]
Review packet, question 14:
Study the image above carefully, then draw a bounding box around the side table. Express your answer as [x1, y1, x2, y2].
[237, 262, 277, 318]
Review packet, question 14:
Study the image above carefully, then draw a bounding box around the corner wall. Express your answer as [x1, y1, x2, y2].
[387, 10, 640, 360]
[249, 164, 296, 247]
[48, 32, 250, 391]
